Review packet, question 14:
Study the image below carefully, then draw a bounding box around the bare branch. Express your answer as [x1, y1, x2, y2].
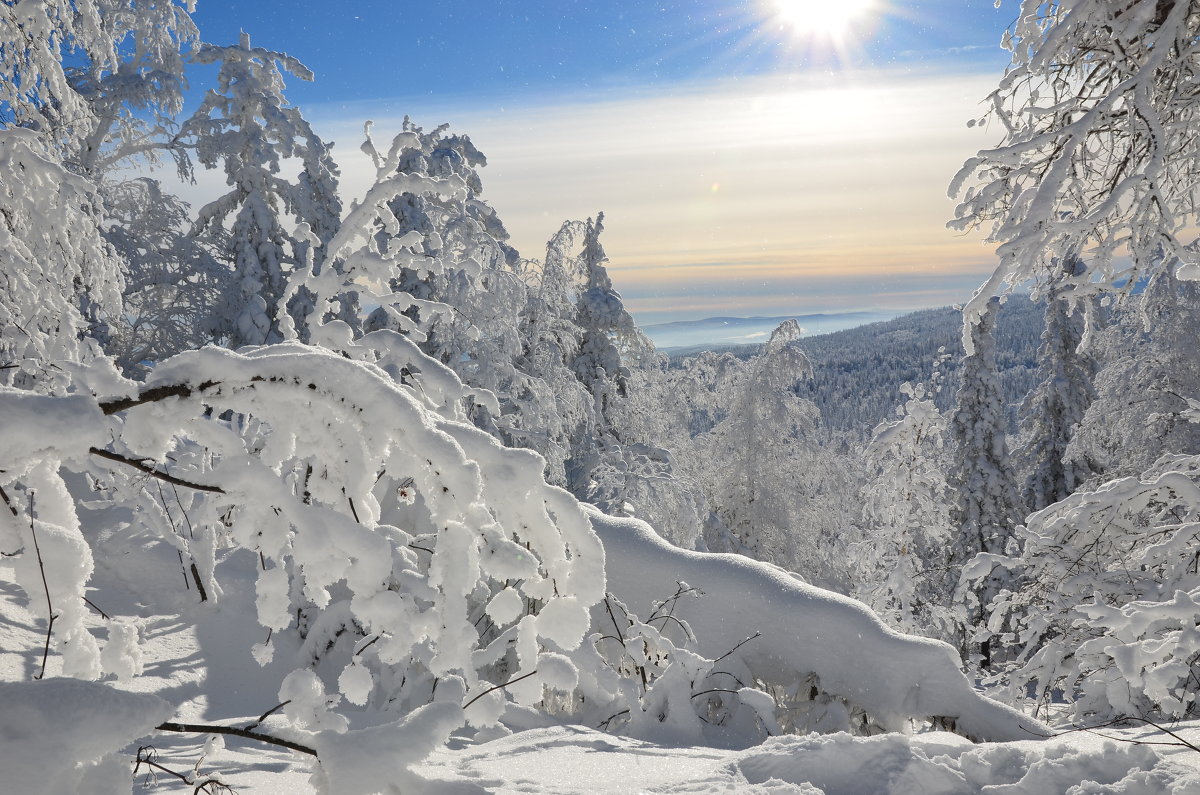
[88, 447, 226, 494]
[28, 492, 54, 680]
[99, 381, 218, 415]
[463, 669, 540, 709]
[155, 721, 316, 756]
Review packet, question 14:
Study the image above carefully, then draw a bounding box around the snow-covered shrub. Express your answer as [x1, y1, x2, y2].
[968, 453, 1200, 721]
[1, 336, 610, 783]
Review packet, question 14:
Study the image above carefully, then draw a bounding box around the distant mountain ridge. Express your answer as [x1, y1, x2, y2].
[642, 310, 904, 351]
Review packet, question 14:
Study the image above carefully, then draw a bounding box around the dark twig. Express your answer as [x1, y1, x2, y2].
[242, 700, 291, 732]
[155, 722, 316, 756]
[28, 492, 54, 680]
[712, 632, 762, 666]
[647, 582, 700, 641]
[691, 687, 741, 699]
[603, 596, 627, 647]
[646, 612, 691, 636]
[189, 562, 209, 602]
[82, 596, 110, 620]
[353, 634, 382, 656]
[598, 708, 630, 730]
[463, 669, 540, 709]
[1023, 716, 1200, 754]
[155, 480, 201, 599]
[133, 746, 235, 795]
[0, 483, 17, 517]
[705, 670, 747, 688]
[89, 447, 225, 494]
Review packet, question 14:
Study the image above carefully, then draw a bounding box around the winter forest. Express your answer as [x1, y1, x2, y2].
[5, 1, 1200, 793]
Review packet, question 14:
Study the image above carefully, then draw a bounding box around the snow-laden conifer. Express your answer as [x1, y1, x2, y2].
[948, 298, 1023, 662]
[1016, 259, 1096, 511]
[186, 33, 340, 347]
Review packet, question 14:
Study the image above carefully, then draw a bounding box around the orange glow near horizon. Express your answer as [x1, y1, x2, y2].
[289, 70, 1002, 321]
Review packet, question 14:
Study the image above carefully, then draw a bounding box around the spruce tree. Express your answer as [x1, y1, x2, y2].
[186, 33, 340, 347]
[1017, 259, 1096, 511]
[949, 298, 1024, 664]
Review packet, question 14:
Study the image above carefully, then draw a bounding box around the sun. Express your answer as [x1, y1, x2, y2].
[772, 0, 874, 38]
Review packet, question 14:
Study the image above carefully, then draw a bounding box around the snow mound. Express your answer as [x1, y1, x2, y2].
[588, 506, 1046, 742]
[0, 678, 172, 795]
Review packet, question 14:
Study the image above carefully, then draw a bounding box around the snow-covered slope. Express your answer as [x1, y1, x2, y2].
[588, 507, 1044, 743]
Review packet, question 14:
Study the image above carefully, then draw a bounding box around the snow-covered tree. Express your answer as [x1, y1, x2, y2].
[967, 452, 1200, 722]
[0, 129, 123, 391]
[1016, 258, 1096, 511]
[1, 1, 204, 354]
[858, 352, 958, 641]
[510, 220, 595, 489]
[1065, 270, 1200, 484]
[352, 119, 538, 442]
[950, 0, 1200, 330]
[1, 0, 197, 168]
[186, 33, 341, 347]
[690, 321, 855, 584]
[66, 0, 199, 179]
[949, 298, 1024, 662]
[0, 1, 110, 141]
[619, 351, 742, 549]
[953, 2, 1200, 712]
[103, 178, 227, 371]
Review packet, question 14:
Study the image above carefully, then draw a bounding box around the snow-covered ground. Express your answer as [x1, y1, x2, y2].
[5, 523, 1200, 794]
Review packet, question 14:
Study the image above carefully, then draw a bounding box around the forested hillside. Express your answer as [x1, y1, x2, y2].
[798, 298, 1041, 434]
[671, 298, 1043, 436]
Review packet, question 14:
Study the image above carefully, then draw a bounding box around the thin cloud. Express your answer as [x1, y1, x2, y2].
[302, 69, 1004, 323]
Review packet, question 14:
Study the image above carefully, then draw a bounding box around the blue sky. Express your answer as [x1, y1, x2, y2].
[180, 1, 1017, 324]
